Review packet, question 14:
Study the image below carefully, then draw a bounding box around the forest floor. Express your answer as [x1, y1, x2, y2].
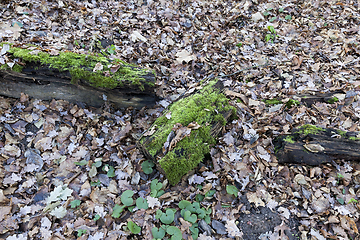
[0, 0, 360, 239]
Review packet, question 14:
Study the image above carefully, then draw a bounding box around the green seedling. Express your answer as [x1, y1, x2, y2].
[106, 165, 116, 177]
[93, 214, 101, 221]
[285, 15, 292, 20]
[107, 44, 116, 55]
[70, 199, 81, 209]
[226, 184, 239, 197]
[121, 190, 134, 206]
[136, 197, 149, 210]
[327, 97, 339, 104]
[337, 197, 345, 205]
[236, 43, 242, 47]
[190, 224, 199, 240]
[74, 160, 88, 166]
[111, 204, 126, 218]
[152, 226, 166, 239]
[128, 221, 141, 234]
[270, 16, 277, 22]
[141, 160, 155, 174]
[167, 226, 182, 240]
[183, 210, 197, 223]
[77, 229, 87, 237]
[92, 158, 102, 168]
[286, 99, 300, 108]
[265, 26, 279, 43]
[150, 179, 165, 198]
[348, 198, 358, 204]
[205, 189, 216, 198]
[160, 209, 176, 224]
[90, 180, 101, 187]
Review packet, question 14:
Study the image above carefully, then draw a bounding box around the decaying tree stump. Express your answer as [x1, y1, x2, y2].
[274, 124, 360, 165]
[137, 80, 236, 185]
[0, 44, 156, 109]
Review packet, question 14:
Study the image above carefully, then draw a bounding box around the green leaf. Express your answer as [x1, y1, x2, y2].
[121, 190, 134, 206]
[179, 200, 192, 209]
[156, 190, 165, 198]
[107, 166, 116, 178]
[190, 224, 199, 240]
[136, 197, 149, 210]
[93, 214, 101, 221]
[77, 229, 87, 237]
[195, 194, 204, 202]
[205, 190, 216, 198]
[152, 226, 166, 239]
[92, 160, 102, 168]
[160, 209, 175, 224]
[267, 25, 275, 34]
[348, 198, 358, 204]
[236, 43, 242, 48]
[150, 179, 163, 197]
[204, 215, 211, 224]
[74, 160, 88, 166]
[285, 15, 292, 20]
[70, 199, 81, 208]
[337, 197, 345, 205]
[111, 204, 125, 218]
[263, 11, 270, 16]
[141, 160, 155, 174]
[90, 180, 101, 186]
[270, 17, 277, 22]
[128, 221, 141, 234]
[226, 185, 238, 197]
[167, 226, 182, 240]
[196, 208, 206, 219]
[278, 8, 284, 12]
[155, 209, 163, 219]
[183, 210, 197, 223]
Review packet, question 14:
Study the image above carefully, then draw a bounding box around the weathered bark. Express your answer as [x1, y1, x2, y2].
[274, 125, 360, 165]
[137, 80, 235, 185]
[0, 66, 156, 109]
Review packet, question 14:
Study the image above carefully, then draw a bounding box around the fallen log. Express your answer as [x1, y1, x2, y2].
[0, 43, 156, 109]
[137, 80, 236, 185]
[274, 124, 360, 165]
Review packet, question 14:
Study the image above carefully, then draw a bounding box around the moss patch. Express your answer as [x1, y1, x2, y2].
[264, 99, 282, 105]
[284, 135, 295, 143]
[297, 124, 326, 135]
[0, 44, 153, 90]
[143, 81, 235, 185]
[327, 96, 339, 104]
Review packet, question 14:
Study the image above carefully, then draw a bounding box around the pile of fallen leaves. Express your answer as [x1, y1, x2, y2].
[1, 0, 360, 239]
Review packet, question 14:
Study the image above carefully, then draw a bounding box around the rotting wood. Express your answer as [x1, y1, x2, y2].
[0, 44, 157, 109]
[274, 124, 360, 165]
[137, 80, 236, 185]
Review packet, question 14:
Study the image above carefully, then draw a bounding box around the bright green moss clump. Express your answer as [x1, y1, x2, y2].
[297, 124, 326, 135]
[143, 81, 235, 185]
[0, 44, 153, 90]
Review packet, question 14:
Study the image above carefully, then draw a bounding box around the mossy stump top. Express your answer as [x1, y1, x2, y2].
[137, 80, 236, 185]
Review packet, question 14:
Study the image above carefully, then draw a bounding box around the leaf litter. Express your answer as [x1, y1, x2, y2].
[0, 0, 360, 239]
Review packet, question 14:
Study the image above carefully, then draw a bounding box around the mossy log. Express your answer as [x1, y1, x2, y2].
[274, 124, 360, 165]
[0, 44, 156, 109]
[137, 80, 236, 185]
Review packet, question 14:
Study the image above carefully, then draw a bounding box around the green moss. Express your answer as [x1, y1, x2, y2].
[297, 124, 326, 135]
[284, 135, 295, 143]
[1, 44, 153, 90]
[337, 130, 347, 137]
[264, 99, 282, 105]
[349, 137, 360, 141]
[327, 97, 339, 104]
[145, 81, 235, 185]
[286, 99, 300, 108]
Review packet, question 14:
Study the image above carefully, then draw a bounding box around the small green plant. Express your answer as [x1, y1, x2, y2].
[236, 43, 243, 47]
[77, 229, 87, 237]
[284, 136, 295, 144]
[70, 199, 81, 209]
[121, 190, 135, 206]
[226, 185, 239, 197]
[74, 159, 88, 166]
[265, 26, 279, 43]
[327, 97, 339, 104]
[150, 179, 165, 198]
[155, 209, 176, 224]
[107, 44, 116, 55]
[136, 197, 149, 210]
[348, 198, 358, 204]
[93, 214, 101, 221]
[141, 160, 155, 174]
[285, 99, 300, 108]
[90, 180, 101, 187]
[111, 204, 126, 218]
[264, 98, 282, 105]
[285, 15, 292, 20]
[128, 221, 141, 234]
[337, 197, 345, 205]
[167, 226, 182, 240]
[152, 226, 166, 239]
